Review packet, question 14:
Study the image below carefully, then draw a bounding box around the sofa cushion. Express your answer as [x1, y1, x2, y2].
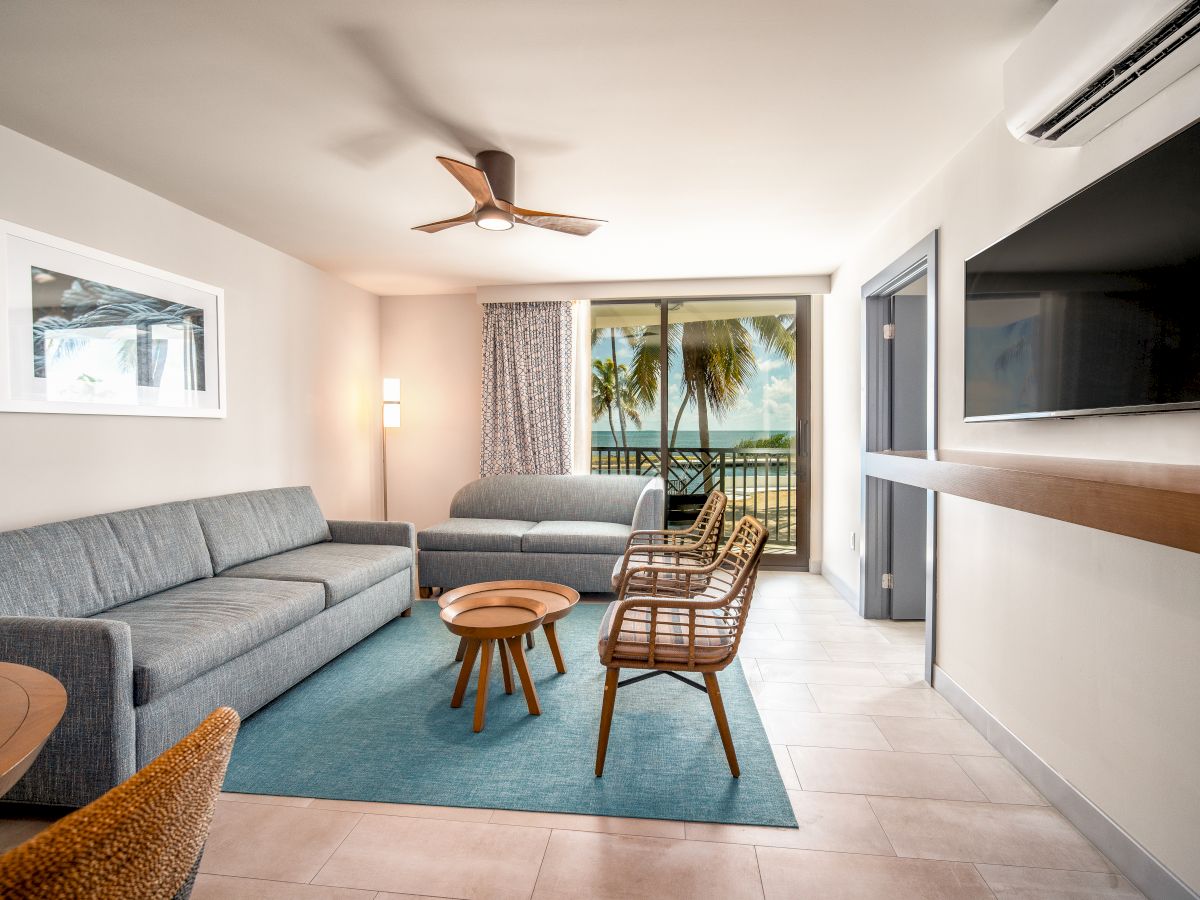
[521, 520, 631, 555]
[0, 501, 214, 618]
[418, 518, 536, 553]
[192, 486, 331, 573]
[94, 577, 325, 705]
[220, 543, 414, 607]
[449, 475, 653, 525]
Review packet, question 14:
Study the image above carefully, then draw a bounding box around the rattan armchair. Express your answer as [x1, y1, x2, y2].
[596, 515, 768, 777]
[0, 707, 240, 900]
[611, 489, 728, 594]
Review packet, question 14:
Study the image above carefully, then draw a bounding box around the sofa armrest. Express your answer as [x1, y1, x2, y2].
[0, 616, 136, 807]
[327, 520, 417, 549]
[630, 478, 666, 533]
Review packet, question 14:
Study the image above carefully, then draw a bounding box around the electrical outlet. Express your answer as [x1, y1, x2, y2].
[849, 531, 856, 551]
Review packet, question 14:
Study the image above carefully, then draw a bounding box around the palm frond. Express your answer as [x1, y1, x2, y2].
[749, 315, 796, 363]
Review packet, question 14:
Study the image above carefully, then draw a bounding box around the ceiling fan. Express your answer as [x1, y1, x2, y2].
[413, 150, 605, 236]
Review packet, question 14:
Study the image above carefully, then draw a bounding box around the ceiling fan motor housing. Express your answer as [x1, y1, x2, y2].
[476, 150, 515, 204]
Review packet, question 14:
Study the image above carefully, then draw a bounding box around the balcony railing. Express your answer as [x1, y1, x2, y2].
[591, 446, 804, 554]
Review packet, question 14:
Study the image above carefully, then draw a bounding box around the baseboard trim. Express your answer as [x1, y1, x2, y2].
[821, 566, 859, 613]
[932, 665, 1197, 900]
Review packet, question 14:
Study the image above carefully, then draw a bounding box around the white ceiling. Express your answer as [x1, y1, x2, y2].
[0, 0, 1052, 296]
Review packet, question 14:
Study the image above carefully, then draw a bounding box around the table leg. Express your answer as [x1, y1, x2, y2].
[506, 636, 541, 716]
[454, 636, 467, 663]
[498, 637, 514, 694]
[543, 621, 566, 674]
[473, 640, 493, 732]
[526, 631, 535, 650]
[451, 639, 480, 708]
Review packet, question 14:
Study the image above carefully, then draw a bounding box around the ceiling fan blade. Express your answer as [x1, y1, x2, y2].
[412, 211, 475, 233]
[437, 157, 495, 207]
[336, 27, 491, 155]
[512, 206, 606, 236]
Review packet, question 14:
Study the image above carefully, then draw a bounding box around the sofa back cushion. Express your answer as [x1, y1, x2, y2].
[0, 501, 214, 618]
[192, 486, 330, 573]
[449, 475, 654, 526]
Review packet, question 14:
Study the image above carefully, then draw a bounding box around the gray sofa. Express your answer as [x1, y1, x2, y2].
[418, 475, 665, 594]
[0, 486, 415, 807]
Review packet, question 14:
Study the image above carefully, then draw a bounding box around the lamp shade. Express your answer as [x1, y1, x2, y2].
[383, 402, 400, 429]
[382, 378, 401, 402]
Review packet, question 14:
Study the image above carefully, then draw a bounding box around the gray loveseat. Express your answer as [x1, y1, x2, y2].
[418, 474, 665, 594]
[0, 486, 415, 807]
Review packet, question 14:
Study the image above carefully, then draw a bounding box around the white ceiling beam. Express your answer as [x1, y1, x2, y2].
[476, 275, 830, 304]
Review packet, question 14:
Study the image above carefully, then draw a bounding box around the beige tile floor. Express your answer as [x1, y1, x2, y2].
[0, 572, 1142, 899]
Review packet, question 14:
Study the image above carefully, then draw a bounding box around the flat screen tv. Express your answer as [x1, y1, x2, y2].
[964, 119, 1200, 422]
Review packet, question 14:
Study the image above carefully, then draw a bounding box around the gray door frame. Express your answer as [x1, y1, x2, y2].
[859, 231, 938, 683]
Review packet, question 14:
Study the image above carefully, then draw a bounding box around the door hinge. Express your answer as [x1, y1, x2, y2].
[881, 573, 894, 589]
[882, 323, 896, 340]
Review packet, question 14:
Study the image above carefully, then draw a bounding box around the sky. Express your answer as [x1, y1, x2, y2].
[592, 321, 797, 434]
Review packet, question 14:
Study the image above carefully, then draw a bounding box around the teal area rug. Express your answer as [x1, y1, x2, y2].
[223, 601, 796, 827]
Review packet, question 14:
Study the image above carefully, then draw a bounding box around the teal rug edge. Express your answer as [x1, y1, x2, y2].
[222, 601, 797, 828]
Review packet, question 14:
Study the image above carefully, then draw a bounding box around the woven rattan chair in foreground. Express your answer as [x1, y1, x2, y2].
[610, 489, 729, 594]
[0, 706, 240, 900]
[596, 515, 769, 777]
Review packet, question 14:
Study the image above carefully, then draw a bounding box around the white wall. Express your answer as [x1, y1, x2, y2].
[380, 293, 482, 530]
[823, 70, 1200, 890]
[0, 125, 381, 528]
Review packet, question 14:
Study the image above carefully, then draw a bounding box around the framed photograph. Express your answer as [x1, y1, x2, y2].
[0, 220, 225, 418]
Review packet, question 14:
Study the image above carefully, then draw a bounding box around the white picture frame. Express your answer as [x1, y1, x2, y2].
[0, 219, 226, 418]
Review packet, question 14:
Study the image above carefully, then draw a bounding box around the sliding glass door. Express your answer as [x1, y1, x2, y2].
[589, 296, 809, 566]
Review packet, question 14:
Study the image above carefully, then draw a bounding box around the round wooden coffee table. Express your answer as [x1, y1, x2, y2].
[0, 662, 67, 797]
[439, 580, 580, 674]
[441, 595, 547, 733]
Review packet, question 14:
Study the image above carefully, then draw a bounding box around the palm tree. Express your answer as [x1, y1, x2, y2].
[627, 314, 795, 450]
[591, 357, 643, 451]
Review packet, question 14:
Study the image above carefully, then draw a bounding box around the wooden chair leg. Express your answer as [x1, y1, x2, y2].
[473, 640, 493, 733]
[506, 636, 541, 715]
[543, 621, 566, 674]
[595, 667, 619, 777]
[703, 672, 739, 777]
[454, 636, 467, 662]
[419, 586, 432, 599]
[451, 639, 480, 708]
[498, 638, 514, 694]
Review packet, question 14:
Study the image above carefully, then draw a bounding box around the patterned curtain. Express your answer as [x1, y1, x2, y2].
[480, 301, 574, 477]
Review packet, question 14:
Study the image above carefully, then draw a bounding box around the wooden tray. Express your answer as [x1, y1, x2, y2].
[440, 595, 547, 640]
[439, 580, 580, 624]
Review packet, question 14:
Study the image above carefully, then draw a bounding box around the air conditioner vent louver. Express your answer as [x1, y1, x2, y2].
[1029, 0, 1200, 142]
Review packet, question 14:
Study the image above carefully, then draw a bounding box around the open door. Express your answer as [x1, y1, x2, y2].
[861, 233, 938, 680]
[887, 280, 928, 620]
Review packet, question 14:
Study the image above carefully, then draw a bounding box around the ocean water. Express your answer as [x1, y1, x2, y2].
[591, 430, 794, 449]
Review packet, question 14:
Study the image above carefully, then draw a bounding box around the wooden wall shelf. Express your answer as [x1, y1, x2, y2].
[863, 449, 1200, 555]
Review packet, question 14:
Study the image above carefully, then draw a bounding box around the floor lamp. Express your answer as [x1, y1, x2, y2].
[382, 378, 401, 521]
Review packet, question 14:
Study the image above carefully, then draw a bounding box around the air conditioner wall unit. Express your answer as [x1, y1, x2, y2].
[1004, 0, 1200, 147]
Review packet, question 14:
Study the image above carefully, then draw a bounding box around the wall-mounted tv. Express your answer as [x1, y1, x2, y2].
[964, 119, 1200, 422]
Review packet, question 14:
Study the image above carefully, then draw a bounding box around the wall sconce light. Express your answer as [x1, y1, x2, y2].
[382, 378, 400, 520]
